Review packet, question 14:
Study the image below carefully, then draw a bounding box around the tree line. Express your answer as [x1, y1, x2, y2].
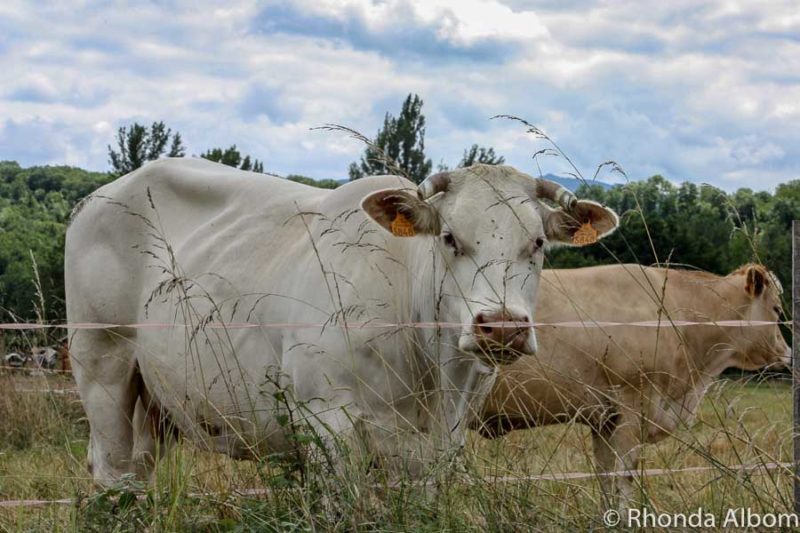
[107, 95, 502, 186]
[0, 94, 797, 338]
[549, 177, 798, 299]
[108, 121, 265, 176]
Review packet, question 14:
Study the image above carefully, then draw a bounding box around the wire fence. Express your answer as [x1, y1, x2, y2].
[1, 311, 794, 511]
[0, 143, 795, 526]
[0, 462, 792, 509]
[0, 319, 790, 331]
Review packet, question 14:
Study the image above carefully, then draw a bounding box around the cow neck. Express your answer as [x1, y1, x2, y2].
[406, 236, 496, 447]
[406, 235, 446, 330]
[669, 271, 748, 377]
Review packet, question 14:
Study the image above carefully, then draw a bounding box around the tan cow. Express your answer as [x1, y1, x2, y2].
[475, 263, 790, 503]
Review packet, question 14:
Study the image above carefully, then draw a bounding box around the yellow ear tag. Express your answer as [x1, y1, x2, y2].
[390, 212, 416, 237]
[572, 221, 598, 245]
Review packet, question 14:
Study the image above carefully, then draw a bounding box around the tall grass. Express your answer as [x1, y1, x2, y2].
[0, 374, 792, 531]
[1, 120, 794, 531]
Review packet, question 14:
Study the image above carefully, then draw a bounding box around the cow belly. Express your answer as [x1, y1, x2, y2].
[644, 381, 710, 443]
[135, 325, 291, 457]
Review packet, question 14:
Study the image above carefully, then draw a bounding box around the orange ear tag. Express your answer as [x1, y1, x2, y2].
[572, 221, 598, 245]
[390, 212, 416, 237]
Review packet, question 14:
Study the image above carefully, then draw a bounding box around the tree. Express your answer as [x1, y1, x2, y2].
[200, 145, 264, 173]
[3, 156, 800, 336]
[458, 144, 505, 167]
[108, 121, 185, 175]
[0, 163, 112, 326]
[286, 174, 340, 189]
[349, 94, 432, 184]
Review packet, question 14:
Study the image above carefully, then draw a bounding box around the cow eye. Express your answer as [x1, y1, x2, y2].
[530, 236, 545, 255]
[442, 232, 459, 252]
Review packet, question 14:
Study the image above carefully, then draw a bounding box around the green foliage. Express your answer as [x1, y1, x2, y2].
[108, 121, 185, 176]
[349, 93, 433, 184]
[286, 174, 340, 189]
[0, 162, 113, 324]
[1, 158, 798, 329]
[350, 95, 505, 176]
[547, 176, 800, 301]
[459, 144, 505, 168]
[200, 145, 264, 173]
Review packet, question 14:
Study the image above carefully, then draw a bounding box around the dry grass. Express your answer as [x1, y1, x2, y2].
[0, 372, 792, 531]
[4, 123, 792, 531]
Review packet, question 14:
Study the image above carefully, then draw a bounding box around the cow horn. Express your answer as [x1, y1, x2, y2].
[533, 178, 577, 211]
[418, 172, 451, 200]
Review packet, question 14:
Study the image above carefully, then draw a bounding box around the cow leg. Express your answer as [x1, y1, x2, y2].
[291, 398, 366, 477]
[71, 333, 139, 487]
[130, 377, 177, 483]
[300, 401, 435, 481]
[591, 410, 643, 510]
[367, 426, 440, 479]
[592, 421, 621, 508]
[131, 397, 157, 480]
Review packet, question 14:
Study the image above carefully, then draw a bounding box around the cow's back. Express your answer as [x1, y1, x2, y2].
[536, 265, 679, 387]
[65, 158, 326, 326]
[539, 264, 670, 323]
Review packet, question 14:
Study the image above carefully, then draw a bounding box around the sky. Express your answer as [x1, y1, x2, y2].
[1, 0, 798, 191]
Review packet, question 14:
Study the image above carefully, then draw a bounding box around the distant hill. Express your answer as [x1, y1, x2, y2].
[336, 172, 615, 190]
[541, 174, 614, 192]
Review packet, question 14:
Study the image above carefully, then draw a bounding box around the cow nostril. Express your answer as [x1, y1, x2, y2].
[474, 313, 494, 336]
[474, 310, 531, 343]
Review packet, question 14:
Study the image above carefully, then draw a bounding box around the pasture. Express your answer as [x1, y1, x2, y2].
[0, 371, 792, 531]
[3, 2, 798, 530]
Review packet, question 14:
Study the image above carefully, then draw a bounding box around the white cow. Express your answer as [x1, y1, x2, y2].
[65, 158, 618, 486]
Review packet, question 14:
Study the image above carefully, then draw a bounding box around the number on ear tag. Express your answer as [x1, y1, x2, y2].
[572, 221, 598, 245]
[391, 212, 416, 237]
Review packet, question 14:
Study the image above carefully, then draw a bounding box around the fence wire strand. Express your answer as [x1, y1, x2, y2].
[0, 462, 791, 509]
[0, 319, 790, 331]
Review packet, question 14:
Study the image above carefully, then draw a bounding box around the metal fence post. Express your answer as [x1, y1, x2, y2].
[794, 220, 800, 514]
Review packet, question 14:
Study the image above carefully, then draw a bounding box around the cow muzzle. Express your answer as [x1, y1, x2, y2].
[779, 343, 792, 370]
[469, 308, 534, 362]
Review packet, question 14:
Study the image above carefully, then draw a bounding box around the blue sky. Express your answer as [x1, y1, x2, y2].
[1, 0, 798, 191]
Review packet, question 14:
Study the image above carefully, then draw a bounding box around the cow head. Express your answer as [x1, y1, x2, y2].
[726, 264, 791, 371]
[361, 165, 619, 365]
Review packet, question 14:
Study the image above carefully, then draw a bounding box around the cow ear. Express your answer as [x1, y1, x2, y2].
[745, 265, 767, 298]
[542, 200, 619, 246]
[361, 188, 441, 237]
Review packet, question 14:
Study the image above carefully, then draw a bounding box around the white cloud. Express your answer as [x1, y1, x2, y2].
[414, 0, 550, 43]
[0, 0, 797, 190]
[267, 0, 549, 44]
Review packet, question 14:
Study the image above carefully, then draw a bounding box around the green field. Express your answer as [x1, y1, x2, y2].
[0, 373, 793, 531]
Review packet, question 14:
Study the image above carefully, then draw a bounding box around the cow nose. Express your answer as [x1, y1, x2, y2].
[473, 309, 531, 352]
[781, 344, 792, 369]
